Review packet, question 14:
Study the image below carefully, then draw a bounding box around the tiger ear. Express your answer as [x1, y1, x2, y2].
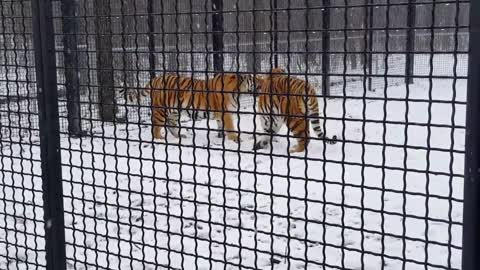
[271, 68, 285, 74]
[225, 74, 236, 82]
[254, 75, 265, 85]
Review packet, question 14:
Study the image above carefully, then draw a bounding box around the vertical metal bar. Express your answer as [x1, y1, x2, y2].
[405, 0, 416, 85]
[212, 0, 224, 72]
[147, 0, 155, 79]
[30, 0, 66, 269]
[340, 0, 348, 267]
[448, 0, 461, 267]
[462, 0, 480, 269]
[61, 0, 82, 136]
[322, 0, 331, 96]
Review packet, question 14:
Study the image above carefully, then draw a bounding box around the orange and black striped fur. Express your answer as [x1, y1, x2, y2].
[254, 68, 337, 153]
[122, 73, 254, 142]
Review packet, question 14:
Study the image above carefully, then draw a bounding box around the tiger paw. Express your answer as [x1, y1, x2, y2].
[232, 137, 243, 143]
[171, 133, 187, 139]
[227, 134, 241, 143]
[288, 144, 305, 153]
[253, 140, 269, 151]
[153, 133, 165, 140]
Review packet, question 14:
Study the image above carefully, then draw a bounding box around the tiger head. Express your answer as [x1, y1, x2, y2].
[118, 79, 152, 103]
[253, 67, 286, 94]
[239, 74, 256, 94]
[253, 75, 264, 96]
[118, 87, 142, 103]
[215, 73, 256, 95]
[270, 68, 286, 74]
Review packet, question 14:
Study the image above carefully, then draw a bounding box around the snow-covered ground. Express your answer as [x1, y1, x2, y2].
[0, 54, 467, 269]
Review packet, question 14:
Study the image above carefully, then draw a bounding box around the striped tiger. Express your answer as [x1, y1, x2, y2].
[254, 68, 337, 153]
[120, 73, 254, 142]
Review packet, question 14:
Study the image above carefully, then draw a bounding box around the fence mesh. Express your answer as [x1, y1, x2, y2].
[0, 0, 470, 269]
[0, 0, 45, 269]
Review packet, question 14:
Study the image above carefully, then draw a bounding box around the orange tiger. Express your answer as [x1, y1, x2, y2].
[254, 68, 337, 153]
[121, 73, 254, 142]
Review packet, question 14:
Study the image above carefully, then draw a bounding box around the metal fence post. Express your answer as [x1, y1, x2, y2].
[212, 0, 224, 72]
[30, 0, 67, 269]
[61, 0, 82, 136]
[462, 1, 480, 270]
[405, 0, 416, 85]
[463, 0, 480, 269]
[322, 0, 331, 96]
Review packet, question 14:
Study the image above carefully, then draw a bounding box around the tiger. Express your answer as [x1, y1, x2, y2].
[120, 73, 254, 142]
[253, 68, 337, 153]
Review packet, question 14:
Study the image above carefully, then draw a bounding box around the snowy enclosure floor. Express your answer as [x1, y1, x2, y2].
[0, 78, 466, 270]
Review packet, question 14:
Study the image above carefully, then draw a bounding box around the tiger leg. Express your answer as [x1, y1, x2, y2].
[253, 115, 282, 151]
[151, 108, 166, 140]
[220, 112, 240, 143]
[215, 119, 225, 138]
[287, 116, 309, 153]
[167, 113, 187, 139]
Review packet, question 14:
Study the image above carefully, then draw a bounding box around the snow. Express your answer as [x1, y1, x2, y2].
[0, 55, 466, 269]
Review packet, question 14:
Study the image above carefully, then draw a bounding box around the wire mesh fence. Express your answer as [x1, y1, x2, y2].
[0, 0, 472, 269]
[0, 0, 46, 269]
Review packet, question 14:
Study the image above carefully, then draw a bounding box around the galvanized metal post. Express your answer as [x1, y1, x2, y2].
[463, 0, 480, 269]
[31, 0, 66, 269]
[212, 0, 224, 72]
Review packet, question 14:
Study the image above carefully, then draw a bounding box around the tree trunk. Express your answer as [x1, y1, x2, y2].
[61, 0, 82, 135]
[94, 0, 116, 122]
[212, 0, 224, 72]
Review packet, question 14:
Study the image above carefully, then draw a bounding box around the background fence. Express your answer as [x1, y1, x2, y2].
[0, 0, 470, 135]
[0, 0, 473, 269]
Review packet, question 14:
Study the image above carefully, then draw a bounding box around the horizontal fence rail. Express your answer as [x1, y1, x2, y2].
[0, 0, 473, 269]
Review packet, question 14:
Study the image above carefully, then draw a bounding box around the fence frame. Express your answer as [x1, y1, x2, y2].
[31, 0, 67, 269]
[462, 0, 480, 268]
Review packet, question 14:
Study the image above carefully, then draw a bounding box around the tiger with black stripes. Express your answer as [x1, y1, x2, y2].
[254, 68, 337, 153]
[121, 73, 254, 142]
